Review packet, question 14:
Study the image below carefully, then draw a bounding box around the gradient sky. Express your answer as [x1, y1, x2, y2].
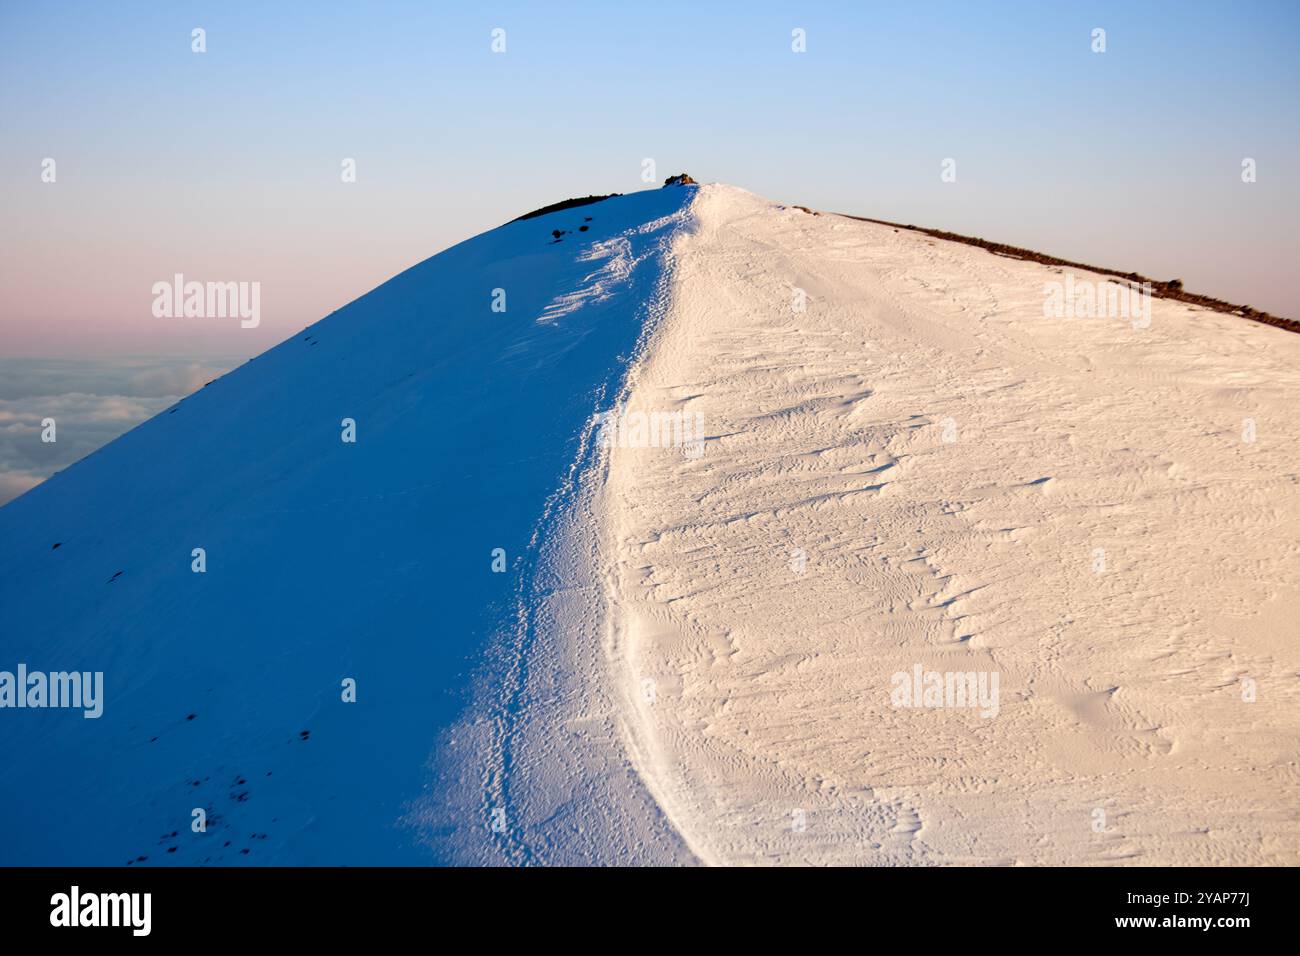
[2, 1, 1298, 358]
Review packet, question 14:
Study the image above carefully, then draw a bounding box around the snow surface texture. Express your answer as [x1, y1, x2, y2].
[601, 185, 1300, 865]
[421, 184, 1300, 866]
[3, 182, 1297, 865]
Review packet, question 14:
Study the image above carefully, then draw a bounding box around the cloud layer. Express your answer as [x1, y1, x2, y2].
[0, 358, 233, 506]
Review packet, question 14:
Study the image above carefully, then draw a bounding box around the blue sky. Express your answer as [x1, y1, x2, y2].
[2, 0, 1298, 358]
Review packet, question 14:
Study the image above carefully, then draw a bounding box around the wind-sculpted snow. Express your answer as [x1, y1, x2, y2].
[602, 185, 1300, 865]
[0, 185, 693, 865]
[538, 236, 637, 324]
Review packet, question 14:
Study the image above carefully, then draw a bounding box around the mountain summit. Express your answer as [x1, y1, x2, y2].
[0, 185, 693, 865]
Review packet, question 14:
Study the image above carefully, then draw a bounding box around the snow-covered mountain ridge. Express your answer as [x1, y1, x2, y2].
[4, 181, 1297, 866]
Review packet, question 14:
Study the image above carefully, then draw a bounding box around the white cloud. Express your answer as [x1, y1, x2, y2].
[0, 358, 233, 506]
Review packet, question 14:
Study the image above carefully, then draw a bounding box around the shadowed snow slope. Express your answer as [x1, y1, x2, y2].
[0, 185, 692, 865]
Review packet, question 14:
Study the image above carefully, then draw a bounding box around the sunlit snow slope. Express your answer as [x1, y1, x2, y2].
[0, 185, 692, 865]
[604, 185, 1300, 865]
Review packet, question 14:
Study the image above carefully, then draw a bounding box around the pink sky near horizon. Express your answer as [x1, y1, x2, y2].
[0, 177, 497, 358]
[3, 3, 1298, 359]
[5, 171, 1298, 360]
